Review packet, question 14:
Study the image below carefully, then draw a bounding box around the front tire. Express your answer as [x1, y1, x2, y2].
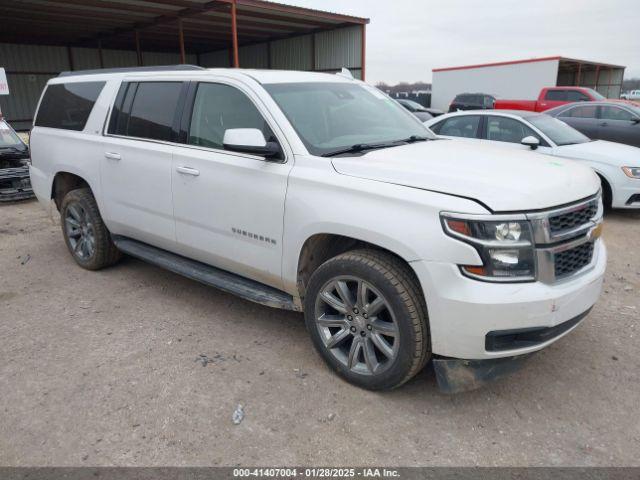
[60, 188, 121, 270]
[304, 249, 430, 390]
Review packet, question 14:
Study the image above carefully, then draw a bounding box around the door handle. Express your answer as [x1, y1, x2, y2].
[176, 166, 200, 176]
[599, 122, 608, 127]
[104, 152, 121, 161]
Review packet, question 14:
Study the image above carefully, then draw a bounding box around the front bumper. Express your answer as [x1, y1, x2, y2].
[0, 165, 34, 202]
[410, 238, 606, 360]
[612, 175, 640, 209]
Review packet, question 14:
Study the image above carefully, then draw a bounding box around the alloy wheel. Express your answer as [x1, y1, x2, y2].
[314, 276, 399, 376]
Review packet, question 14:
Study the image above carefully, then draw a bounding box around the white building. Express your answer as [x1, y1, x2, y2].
[431, 56, 625, 111]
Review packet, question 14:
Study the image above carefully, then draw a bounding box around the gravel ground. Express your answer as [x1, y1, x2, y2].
[0, 199, 639, 466]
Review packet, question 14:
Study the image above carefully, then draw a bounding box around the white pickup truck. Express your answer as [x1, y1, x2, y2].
[29, 66, 606, 392]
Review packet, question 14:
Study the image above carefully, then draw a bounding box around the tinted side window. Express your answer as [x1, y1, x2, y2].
[600, 106, 634, 121]
[439, 116, 481, 138]
[188, 83, 273, 150]
[563, 105, 598, 118]
[545, 90, 567, 101]
[486, 116, 539, 143]
[567, 90, 590, 102]
[125, 82, 183, 142]
[35, 82, 105, 131]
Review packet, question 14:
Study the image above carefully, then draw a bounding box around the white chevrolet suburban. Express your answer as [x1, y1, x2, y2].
[29, 66, 606, 392]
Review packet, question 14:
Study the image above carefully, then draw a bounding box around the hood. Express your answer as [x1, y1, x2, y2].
[555, 140, 640, 167]
[331, 139, 599, 212]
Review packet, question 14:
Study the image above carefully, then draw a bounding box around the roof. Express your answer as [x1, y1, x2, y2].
[0, 0, 369, 53]
[433, 56, 625, 73]
[49, 66, 356, 84]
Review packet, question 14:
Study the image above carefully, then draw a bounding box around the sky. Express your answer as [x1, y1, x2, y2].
[278, 0, 640, 84]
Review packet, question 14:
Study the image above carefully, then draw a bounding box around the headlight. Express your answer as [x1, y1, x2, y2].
[441, 214, 536, 282]
[622, 166, 640, 179]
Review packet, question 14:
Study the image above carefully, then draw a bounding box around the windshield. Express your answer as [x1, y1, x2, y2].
[263, 82, 434, 156]
[0, 120, 24, 148]
[528, 115, 590, 146]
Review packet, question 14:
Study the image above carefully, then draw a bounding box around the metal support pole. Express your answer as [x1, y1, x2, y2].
[97, 39, 104, 68]
[311, 33, 316, 71]
[178, 19, 186, 64]
[575, 62, 581, 86]
[360, 23, 366, 81]
[231, 0, 239, 68]
[135, 30, 143, 66]
[67, 46, 74, 71]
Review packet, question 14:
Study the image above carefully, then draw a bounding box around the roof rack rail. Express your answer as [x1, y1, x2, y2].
[58, 64, 205, 78]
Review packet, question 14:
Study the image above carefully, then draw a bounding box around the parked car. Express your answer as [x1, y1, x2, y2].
[425, 110, 640, 209]
[396, 99, 433, 121]
[30, 66, 605, 392]
[545, 101, 640, 147]
[395, 98, 444, 122]
[620, 90, 640, 101]
[448, 93, 495, 112]
[494, 87, 605, 112]
[0, 118, 33, 202]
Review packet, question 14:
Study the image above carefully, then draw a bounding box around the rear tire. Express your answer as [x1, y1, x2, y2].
[304, 249, 430, 390]
[60, 188, 121, 270]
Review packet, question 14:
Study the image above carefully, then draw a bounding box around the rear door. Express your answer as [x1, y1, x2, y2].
[170, 79, 293, 289]
[556, 104, 600, 139]
[101, 80, 186, 250]
[598, 105, 640, 146]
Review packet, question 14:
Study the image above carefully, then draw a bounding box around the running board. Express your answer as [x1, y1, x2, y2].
[112, 236, 299, 311]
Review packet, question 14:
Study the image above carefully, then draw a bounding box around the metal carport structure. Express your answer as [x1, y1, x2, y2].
[0, 0, 369, 129]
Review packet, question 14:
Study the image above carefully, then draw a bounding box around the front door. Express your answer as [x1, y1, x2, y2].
[171, 80, 292, 289]
[598, 105, 640, 147]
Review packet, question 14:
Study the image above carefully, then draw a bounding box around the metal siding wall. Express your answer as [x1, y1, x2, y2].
[199, 49, 230, 68]
[239, 43, 269, 69]
[71, 47, 102, 70]
[0, 43, 69, 72]
[142, 50, 197, 66]
[270, 35, 312, 70]
[431, 60, 559, 111]
[101, 49, 139, 68]
[0, 74, 52, 130]
[315, 25, 361, 70]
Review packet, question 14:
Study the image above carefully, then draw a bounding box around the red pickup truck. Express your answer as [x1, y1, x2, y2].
[494, 87, 606, 112]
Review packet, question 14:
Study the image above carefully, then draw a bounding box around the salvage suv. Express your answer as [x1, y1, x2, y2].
[29, 66, 606, 392]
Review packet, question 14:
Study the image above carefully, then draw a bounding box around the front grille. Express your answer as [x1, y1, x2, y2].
[554, 242, 594, 279]
[548, 201, 597, 234]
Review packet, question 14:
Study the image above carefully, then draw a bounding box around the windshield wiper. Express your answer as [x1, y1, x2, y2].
[400, 135, 429, 143]
[321, 136, 429, 157]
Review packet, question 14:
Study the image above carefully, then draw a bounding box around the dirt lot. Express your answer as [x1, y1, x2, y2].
[1, 199, 639, 466]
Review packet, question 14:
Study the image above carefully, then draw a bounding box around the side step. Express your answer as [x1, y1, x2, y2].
[112, 236, 299, 311]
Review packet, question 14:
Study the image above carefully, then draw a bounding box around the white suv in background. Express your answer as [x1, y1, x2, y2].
[29, 66, 606, 392]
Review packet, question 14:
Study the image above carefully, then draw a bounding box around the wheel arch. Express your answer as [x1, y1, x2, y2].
[294, 232, 423, 305]
[51, 171, 93, 211]
[593, 169, 613, 209]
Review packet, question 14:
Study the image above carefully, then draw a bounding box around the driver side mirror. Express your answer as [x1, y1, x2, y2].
[632, 117, 640, 124]
[521, 135, 540, 150]
[223, 128, 281, 159]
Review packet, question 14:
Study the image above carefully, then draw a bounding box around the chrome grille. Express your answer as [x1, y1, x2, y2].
[548, 200, 598, 235]
[554, 242, 594, 279]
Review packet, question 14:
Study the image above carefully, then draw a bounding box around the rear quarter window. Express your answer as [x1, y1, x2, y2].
[35, 82, 106, 131]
